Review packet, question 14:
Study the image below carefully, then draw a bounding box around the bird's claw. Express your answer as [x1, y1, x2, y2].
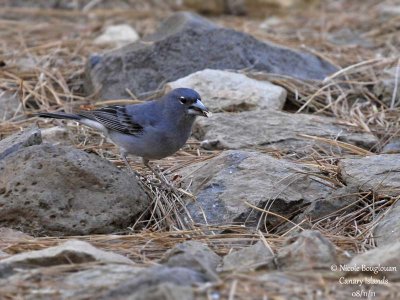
[152, 178, 196, 199]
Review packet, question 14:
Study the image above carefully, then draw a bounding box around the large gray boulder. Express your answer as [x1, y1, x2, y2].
[181, 150, 333, 228]
[0, 143, 150, 236]
[194, 110, 377, 152]
[86, 12, 337, 99]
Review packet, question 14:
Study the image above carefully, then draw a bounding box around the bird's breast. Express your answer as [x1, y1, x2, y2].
[108, 125, 191, 160]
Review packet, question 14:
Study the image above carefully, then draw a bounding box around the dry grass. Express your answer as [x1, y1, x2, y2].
[1, 0, 400, 299]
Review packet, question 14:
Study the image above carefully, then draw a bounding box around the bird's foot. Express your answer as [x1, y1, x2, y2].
[154, 176, 195, 198]
[143, 159, 195, 198]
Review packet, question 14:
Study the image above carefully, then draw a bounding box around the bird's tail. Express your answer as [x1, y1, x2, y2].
[37, 112, 81, 121]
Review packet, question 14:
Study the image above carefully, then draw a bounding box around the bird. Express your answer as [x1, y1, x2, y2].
[38, 88, 211, 189]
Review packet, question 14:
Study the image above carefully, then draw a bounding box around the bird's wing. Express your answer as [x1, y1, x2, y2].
[78, 105, 144, 135]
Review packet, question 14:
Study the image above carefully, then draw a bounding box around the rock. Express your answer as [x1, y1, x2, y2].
[86, 12, 337, 99]
[221, 241, 275, 272]
[0, 247, 143, 298]
[327, 28, 374, 47]
[65, 264, 144, 287]
[0, 263, 13, 279]
[301, 185, 359, 221]
[378, 4, 400, 16]
[194, 110, 377, 152]
[62, 264, 145, 299]
[257, 272, 316, 295]
[0, 240, 133, 268]
[0, 90, 21, 120]
[259, 16, 283, 30]
[181, 150, 333, 227]
[276, 230, 339, 271]
[120, 283, 194, 300]
[101, 266, 207, 299]
[0, 127, 42, 161]
[1, 0, 82, 9]
[1, 0, 135, 10]
[11, 57, 37, 72]
[166, 69, 286, 112]
[256, 271, 394, 299]
[94, 24, 140, 48]
[373, 67, 400, 107]
[40, 126, 73, 146]
[374, 202, 400, 247]
[0, 263, 145, 298]
[160, 241, 221, 280]
[0, 143, 150, 236]
[0, 262, 199, 299]
[339, 154, 400, 197]
[348, 241, 400, 281]
[382, 140, 400, 154]
[224, 0, 247, 15]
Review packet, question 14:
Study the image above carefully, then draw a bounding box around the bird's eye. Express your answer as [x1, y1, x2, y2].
[179, 97, 188, 104]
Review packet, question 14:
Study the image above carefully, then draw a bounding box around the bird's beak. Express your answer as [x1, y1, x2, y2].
[188, 99, 212, 117]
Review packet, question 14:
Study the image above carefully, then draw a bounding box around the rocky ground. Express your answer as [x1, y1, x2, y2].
[0, 0, 400, 299]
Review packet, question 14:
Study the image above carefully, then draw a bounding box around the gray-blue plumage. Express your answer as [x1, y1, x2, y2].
[38, 88, 210, 162]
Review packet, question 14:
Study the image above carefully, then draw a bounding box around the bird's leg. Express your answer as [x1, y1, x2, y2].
[142, 158, 171, 187]
[142, 158, 195, 198]
[120, 150, 141, 178]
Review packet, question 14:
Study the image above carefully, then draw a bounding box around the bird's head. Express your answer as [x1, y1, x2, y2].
[166, 88, 211, 118]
